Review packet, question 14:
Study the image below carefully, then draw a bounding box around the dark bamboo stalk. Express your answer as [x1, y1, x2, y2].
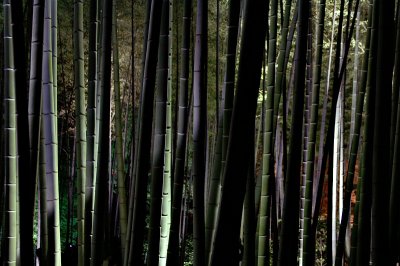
[167, 0, 192, 264]
[210, 0, 268, 262]
[278, 1, 309, 264]
[126, 0, 163, 264]
[90, 0, 112, 263]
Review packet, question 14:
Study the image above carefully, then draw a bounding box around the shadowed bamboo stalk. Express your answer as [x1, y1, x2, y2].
[28, 0, 45, 187]
[242, 129, 256, 266]
[311, 1, 360, 258]
[335, 2, 368, 264]
[167, 0, 191, 263]
[85, 0, 98, 264]
[126, 0, 163, 263]
[370, 1, 395, 264]
[192, 0, 208, 263]
[10, 0, 34, 262]
[28, 5, 45, 262]
[389, 1, 400, 264]
[91, 0, 112, 263]
[210, 0, 268, 262]
[112, 1, 128, 260]
[278, 0, 309, 264]
[84, 0, 98, 265]
[39, 126, 48, 265]
[356, 3, 376, 265]
[205, 0, 240, 260]
[348, 10, 371, 259]
[146, 0, 169, 264]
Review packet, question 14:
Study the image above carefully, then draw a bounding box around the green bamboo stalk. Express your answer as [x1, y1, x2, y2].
[349, 10, 360, 151]
[3, 1, 18, 263]
[10, 0, 34, 262]
[42, 0, 61, 264]
[111, 1, 128, 260]
[299, 20, 312, 265]
[51, 0, 57, 117]
[257, 0, 277, 264]
[302, 1, 326, 265]
[39, 126, 48, 265]
[74, 0, 87, 264]
[254, 54, 266, 218]
[274, 0, 293, 130]
[159, 0, 173, 263]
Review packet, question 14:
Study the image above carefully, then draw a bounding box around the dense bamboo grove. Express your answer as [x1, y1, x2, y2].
[2, 0, 400, 265]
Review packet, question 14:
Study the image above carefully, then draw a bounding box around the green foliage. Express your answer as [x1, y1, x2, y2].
[315, 220, 328, 266]
[183, 235, 194, 266]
